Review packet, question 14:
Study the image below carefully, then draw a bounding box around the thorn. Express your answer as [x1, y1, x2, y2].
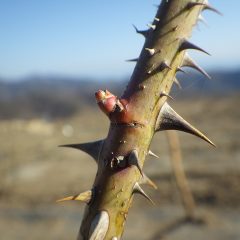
[128, 150, 143, 176]
[88, 211, 109, 240]
[176, 67, 187, 74]
[133, 183, 155, 205]
[132, 24, 149, 38]
[187, 2, 206, 9]
[155, 102, 216, 147]
[187, 2, 222, 16]
[179, 39, 210, 55]
[203, 4, 223, 16]
[147, 64, 155, 74]
[172, 25, 179, 31]
[182, 53, 211, 79]
[126, 58, 139, 62]
[154, 17, 160, 21]
[148, 150, 159, 158]
[198, 14, 208, 27]
[160, 91, 174, 100]
[159, 61, 172, 71]
[145, 48, 155, 56]
[56, 190, 92, 203]
[139, 84, 146, 90]
[174, 77, 182, 89]
[140, 173, 158, 190]
[147, 23, 156, 30]
[59, 139, 104, 162]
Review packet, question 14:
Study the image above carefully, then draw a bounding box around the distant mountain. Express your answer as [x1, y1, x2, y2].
[0, 70, 239, 119]
[175, 70, 240, 95]
[0, 76, 125, 119]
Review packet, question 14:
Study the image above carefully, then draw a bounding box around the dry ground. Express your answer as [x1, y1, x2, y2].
[0, 95, 240, 239]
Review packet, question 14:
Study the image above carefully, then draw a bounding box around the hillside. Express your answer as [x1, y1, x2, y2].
[0, 70, 239, 119]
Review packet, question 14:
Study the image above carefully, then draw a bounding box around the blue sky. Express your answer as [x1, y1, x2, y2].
[0, 0, 239, 80]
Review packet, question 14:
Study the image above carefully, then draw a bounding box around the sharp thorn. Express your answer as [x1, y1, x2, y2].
[56, 190, 92, 204]
[147, 23, 156, 30]
[132, 24, 138, 32]
[128, 150, 143, 176]
[203, 4, 223, 16]
[88, 211, 109, 240]
[172, 25, 179, 31]
[179, 39, 210, 55]
[176, 67, 187, 74]
[198, 14, 208, 27]
[182, 53, 211, 79]
[187, 2, 222, 16]
[133, 183, 155, 205]
[154, 17, 160, 22]
[140, 173, 158, 190]
[59, 139, 104, 162]
[145, 48, 155, 56]
[174, 77, 182, 89]
[160, 91, 174, 100]
[187, 2, 206, 9]
[147, 64, 155, 74]
[159, 61, 172, 71]
[132, 24, 149, 38]
[148, 150, 159, 158]
[147, 64, 156, 75]
[126, 58, 139, 62]
[155, 102, 216, 147]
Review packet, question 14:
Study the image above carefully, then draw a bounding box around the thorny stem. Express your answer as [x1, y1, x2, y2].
[74, 1, 214, 239]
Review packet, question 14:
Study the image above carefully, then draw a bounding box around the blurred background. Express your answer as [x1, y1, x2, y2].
[0, 0, 240, 239]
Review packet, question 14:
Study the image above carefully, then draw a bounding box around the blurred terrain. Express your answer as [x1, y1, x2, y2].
[0, 71, 240, 239]
[1, 70, 240, 120]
